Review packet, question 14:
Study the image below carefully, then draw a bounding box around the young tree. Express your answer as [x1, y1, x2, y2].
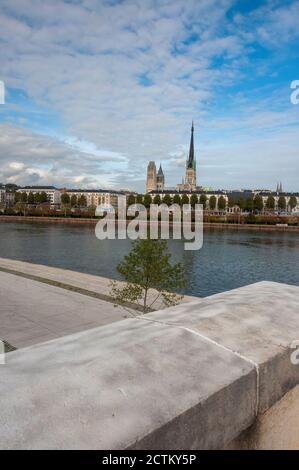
[136, 194, 143, 204]
[20, 192, 28, 203]
[153, 194, 161, 205]
[127, 194, 136, 206]
[14, 192, 21, 203]
[61, 193, 70, 205]
[254, 195, 264, 212]
[199, 194, 207, 209]
[181, 194, 190, 205]
[27, 192, 35, 204]
[209, 195, 217, 211]
[288, 196, 297, 212]
[190, 194, 198, 208]
[172, 194, 181, 205]
[237, 197, 245, 211]
[245, 196, 254, 212]
[266, 195, 275, 210]
[218, 195, 226, 211]
[143, 194, 152, 208]
[78, 194, 87, 207]
[278, 196, 286, 211]
[40, 192, 48, 203]
[110, 239, 185, 314]
[162, 194, 172, 206]
[70, 194, 77, 207]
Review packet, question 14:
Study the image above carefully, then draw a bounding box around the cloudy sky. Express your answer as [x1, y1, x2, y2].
[0, 0, 298, 192]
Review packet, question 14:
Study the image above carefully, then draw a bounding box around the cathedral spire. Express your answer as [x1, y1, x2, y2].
[187, 121, 195, 169]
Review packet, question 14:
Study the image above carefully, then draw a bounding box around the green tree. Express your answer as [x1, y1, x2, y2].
[228, 196, 235, 208]
[181, 194, 190, 205]
[209, 195, 217, 211]
[254, 194, 264, 212]
[190, 194, 198, 208]
[70, 194, 77, 207]
[40, 192, 48, 203]
[245, 196, 254, 212]
[237, 197, 245, 210]
[34, 192, 41, 204]
[172, 194, 181, 205]
[15, 192, 21, 203]
[27, 192, 35, 204]
[278, 196, 286, 211]
[136, 194, 143, 204]
[199, 194, 207, 209]
[20, 192, 28, 203]
[218, 195, 226, 211]
[127, 194, 136, 206]
[143, 194, 152, 208]
[61, 193, 70, 205]
[153, 194, 161, 205]
[162, 194, 172, 206]
[78, 195, 87, 207]
[266, 195, 275, 210]
[110, 239, 185, 314]
[288, 196, 297, 211]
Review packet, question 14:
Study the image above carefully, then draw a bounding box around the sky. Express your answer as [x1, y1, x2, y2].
[0, 0, 298, 192]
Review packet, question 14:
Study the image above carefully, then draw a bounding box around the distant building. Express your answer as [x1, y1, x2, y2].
[146, 161, 157, 193]
[177, 121, 196, 192]
[63, 189, 126, 209]
[156, 164, 165, 191]
[17, 186, 61, 205]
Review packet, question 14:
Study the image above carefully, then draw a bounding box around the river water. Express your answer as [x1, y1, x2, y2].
[0, 221, 298, 297]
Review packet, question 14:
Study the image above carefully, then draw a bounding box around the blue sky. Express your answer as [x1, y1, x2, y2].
[0, 0, 298, 191]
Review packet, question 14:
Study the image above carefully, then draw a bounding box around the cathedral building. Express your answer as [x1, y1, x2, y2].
[156, 164, 165, 191]
[146, 161, 157, 193]
[177, 121, 197, 192]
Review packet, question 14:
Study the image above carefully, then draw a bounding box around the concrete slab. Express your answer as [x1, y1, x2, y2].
[0, 317, 255, 450]
[0, 271, 130, 348]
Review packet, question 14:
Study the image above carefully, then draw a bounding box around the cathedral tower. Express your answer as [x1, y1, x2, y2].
[156, 164, 165, 191]
[146, 161, 157, 193]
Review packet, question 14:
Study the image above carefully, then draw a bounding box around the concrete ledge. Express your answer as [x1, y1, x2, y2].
[0, 281, 299, 449]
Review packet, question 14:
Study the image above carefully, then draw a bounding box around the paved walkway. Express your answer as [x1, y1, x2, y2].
[0, 258, 198, 349]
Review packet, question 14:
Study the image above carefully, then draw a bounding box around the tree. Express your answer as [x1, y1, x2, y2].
[78, 195, 87, 207]
[266, 195, 275, 210]
[61, 193, 70, 205]
[209, 195, 217, 211]
[15, 192, 21, 203]
[34, 192, 41, 204]
[190, 194, 198, 208]
[143, 194, 152, 208]
[162, 194, 172, 206]
[110, 239, 185, 314]
[218, 196, 226, 211]
[278, 196, 286, 211]
[40, 192, 48, 203]
[136, 194, 143, 204]
[245, 196, 254, 212]
[237, 197, 245, 211]
[153, 194, 161, 205]
[199, 194, 207, 209]
[289, 196, 297, 212]
[181, 194, 190, 205]
[27, 192, 35, 204]
[228, 196, 235, 208]
[20, 192, 28, 203]
[254, 195, 264, 212]
[127, 194, 136, 206]
[70, 194, 77, 207]
[172, 194, 181, 205]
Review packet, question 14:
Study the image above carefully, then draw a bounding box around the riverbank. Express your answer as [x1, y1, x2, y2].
[0, 214, 298, 231]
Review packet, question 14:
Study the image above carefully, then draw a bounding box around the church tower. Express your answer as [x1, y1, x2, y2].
[185, 121, 196, 191]
[156, 164, 165, 191]
[146, 161, 157, 193]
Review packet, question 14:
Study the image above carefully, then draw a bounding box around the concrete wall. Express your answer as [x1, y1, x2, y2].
[0, 281, 299, 449]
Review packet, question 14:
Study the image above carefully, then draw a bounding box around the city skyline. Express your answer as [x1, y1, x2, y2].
[0, 0, 299, 192]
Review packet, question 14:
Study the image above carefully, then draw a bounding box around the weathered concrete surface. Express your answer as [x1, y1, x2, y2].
[0, 281, 299, 449]
[226, 384, 299, 449]
[0, 318, 255, 450]
[144, 281, 299, 412]
[0, 271, 129, 348]
[0, 257, 197, 310]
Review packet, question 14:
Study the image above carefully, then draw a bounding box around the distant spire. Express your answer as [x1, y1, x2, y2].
[157, 164, 164, 176]
[187, 121, 195, 169]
